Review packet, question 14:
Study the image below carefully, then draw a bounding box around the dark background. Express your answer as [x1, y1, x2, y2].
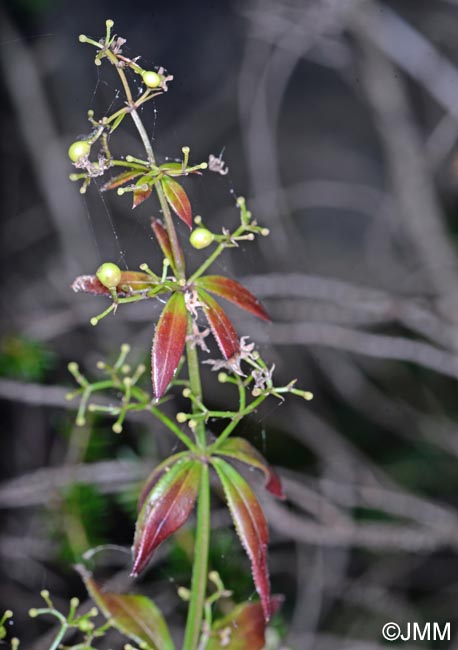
[3, 0, 458, 647]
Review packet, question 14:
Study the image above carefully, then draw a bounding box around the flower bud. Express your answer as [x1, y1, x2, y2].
[189, 227, 214, 249]
[68, 140, 91, 162]
[141, 70, 161, 88]
[96, 262, 121, 289]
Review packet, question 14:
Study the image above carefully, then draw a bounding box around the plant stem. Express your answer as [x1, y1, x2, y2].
[209, 392, 268, 452]
[111, 51, 209, 649]
[182, 463, 210, 650]
[109, 52, 185, 280]
[181, 316, 211, 649]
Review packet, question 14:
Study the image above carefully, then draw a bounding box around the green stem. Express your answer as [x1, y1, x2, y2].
[32, 610, 68, 650]
[182, 316, 211, 650]
[182, 463, 210, 650]
[209, 392, 268, 453]
[109, 49, 209, 649]
[149, 405, 199, 452]
[109, 50, 185, 280]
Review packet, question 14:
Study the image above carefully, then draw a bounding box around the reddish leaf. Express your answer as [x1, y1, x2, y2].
[132, 458, 202, 576]
[196, 276, 270, 322]
[133, 186, 152, 209]
[197, 289, 240, 360]
[214, 437, 285, 499]
[137, 451, 189, 512]
[207, 598, 283, 650]
[161, 175, 192, 229]
[212, 458, 272, 621]
[77, 565, 174, 650]
[101, 170, 142, 191]
[72, 271, 157, 297]
[152, 292, 187, 398]
[151, 219, 184, 271]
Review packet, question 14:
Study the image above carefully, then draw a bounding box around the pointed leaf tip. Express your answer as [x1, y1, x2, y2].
[196, 276, 270, 321]
[198, 289, 240, 360]
[215, 437, 285, 499]
[76, 565, 174, 650]
[212, 458, 272, 621]
[161, 175, 192, 229]
[132, 186, 152, 209]
[152, 292, 187, 398]
[133, 458, 202, 576]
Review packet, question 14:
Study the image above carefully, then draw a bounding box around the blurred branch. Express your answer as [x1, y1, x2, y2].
[265, 498, 458, 553]
[0, 378, 69, 408]
[0, 9, 95, 276]
[355, 3, 458, 122]
[0, 459, 148, 508]
[251, 321, 458, 379]
[353, 6, 458, 330]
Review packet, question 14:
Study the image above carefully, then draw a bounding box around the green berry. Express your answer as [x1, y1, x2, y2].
[141, 70, 161, 88]
[68, 140, 91, 162]
[96, 262, 122, 289]
[189, 227, 214, 249]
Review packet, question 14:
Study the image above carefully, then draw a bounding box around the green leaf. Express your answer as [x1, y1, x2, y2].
[77, 565, 174, 650]
[72, 271, 158, 297]
[101, 170, 142, 191]
[161, 175, 192, 228]
[151, 218, 184, 272]
[132, 458, 202, 576]
[214, 437, 285, 499]
[211, 458, 272, 621]
[137, 451, 190, 512]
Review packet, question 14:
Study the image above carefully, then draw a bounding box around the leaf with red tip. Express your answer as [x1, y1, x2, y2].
[137, 451, 189, 512]
[214, 437, 285, 499]
[77, 565, 174, 650]
[72, 271, 158, 297]
[151, 219, 184, 271]
[212, 458, 272, 621]
[133, 186, 152, 209]
[101, 170, 142, 192]
[161, 175, 192, 229]
[152, 292, 187, 398]
[197, 289, 240, 360]
[132, 458, 202, 576]
[196, 276, 270, 321]
[207, 598, 283, 650]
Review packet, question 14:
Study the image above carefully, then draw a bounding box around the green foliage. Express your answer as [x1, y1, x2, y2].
[0, 334, 54, 381]
[52, 483, 109, 564]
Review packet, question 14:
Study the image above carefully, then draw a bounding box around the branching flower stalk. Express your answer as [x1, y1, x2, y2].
[59, 19, 314, 650]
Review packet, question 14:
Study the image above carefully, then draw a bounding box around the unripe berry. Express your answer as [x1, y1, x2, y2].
[96, 262, 121, 289]
[142, 70, 161, 88]
[189, 227, 214, 249]
[68, 140, 91, 162]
